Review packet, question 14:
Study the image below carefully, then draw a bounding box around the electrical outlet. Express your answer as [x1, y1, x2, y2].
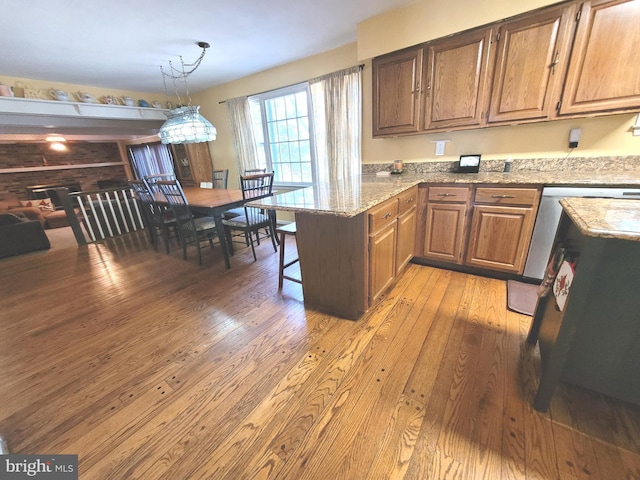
[435, 141, 446, 156]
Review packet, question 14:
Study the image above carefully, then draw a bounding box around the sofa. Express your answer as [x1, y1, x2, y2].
[0, 213, 51, 258]
[0, 191, 49, 226]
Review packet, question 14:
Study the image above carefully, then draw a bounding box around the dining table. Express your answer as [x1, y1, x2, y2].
[157, 187, 245, 269]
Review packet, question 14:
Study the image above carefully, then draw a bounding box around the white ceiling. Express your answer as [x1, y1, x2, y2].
[2, 0, 415, 94]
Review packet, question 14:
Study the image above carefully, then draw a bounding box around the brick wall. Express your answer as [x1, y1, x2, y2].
[0, 142, 129, 198]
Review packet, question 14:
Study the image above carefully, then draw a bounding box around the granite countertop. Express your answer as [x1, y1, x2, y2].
[251, 170, 640, 217]
[560, 198, 640, 241]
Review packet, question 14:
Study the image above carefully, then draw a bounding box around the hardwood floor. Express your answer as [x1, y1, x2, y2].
[0, 231, 639, 479]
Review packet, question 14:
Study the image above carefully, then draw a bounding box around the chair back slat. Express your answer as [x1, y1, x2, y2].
[156, 180, 193, 227]
[144, 173, 176, 193]
[240, 172, 274, 201]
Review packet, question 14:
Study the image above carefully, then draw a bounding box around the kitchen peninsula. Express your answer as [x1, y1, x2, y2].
[527, 197, 640, 411]
[254, 169, 640, 319]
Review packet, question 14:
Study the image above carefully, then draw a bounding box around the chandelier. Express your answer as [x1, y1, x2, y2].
[158, 41, 217, 144]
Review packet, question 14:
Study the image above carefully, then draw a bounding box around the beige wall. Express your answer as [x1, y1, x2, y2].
[195, 43, 639, 174]
[4, 0, 639, 175]
[191, 44, 358, 188]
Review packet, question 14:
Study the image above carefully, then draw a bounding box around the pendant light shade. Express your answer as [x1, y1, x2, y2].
[158, 106, 217, 144]
[158, 42, 217, 144]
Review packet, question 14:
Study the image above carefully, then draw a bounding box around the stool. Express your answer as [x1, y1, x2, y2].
[276, 222, 302, 289]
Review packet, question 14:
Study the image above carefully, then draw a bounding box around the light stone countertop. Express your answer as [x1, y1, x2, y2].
[251, 170, 640, 217]
[560, 198, 640, 242]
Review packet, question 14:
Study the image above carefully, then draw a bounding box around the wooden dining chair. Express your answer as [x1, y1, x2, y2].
[212, 169, 229, 189]
[244, 168, 267, 175]
[222, 172, 278, 262]
[129, 180, 178, 254]
[144, 173, 176, 193]
[156, 180, 218, 265]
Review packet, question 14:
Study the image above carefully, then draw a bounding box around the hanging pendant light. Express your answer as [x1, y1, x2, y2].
[159, 106, 217, 144]
[159, 42, 217, 144]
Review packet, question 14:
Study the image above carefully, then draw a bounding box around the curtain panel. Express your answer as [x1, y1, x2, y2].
[309, 65, 362, 185]
[128, 143, 175, 180]
[226, 97, 261, 175]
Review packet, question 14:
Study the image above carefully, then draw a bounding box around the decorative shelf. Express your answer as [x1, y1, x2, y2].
[0, 96, 169, 135]
[0, 96, 169, 120]
[0, 162, 127, 174]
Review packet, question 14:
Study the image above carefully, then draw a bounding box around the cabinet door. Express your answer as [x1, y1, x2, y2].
[396, 205, 417, 274]
[560, 0, 640, 115]
[372, 47, 423, 136]
[423, 28, 493, 130]
[488, 4, 576, 123]
[369, 221, 398, 305]
[466, 205, 535, 273]
[423, 203, 467, 264]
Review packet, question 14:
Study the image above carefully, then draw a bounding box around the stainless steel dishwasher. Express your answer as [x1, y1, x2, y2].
[523, 186, 640, 281]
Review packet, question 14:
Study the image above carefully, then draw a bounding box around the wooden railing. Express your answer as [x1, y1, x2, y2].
[52, 187, 146, 245]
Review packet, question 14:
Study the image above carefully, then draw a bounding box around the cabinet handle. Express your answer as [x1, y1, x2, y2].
[491, 194, 516, 199]
[437, 193, 456, 197]
[383, 212, 393, 219]
[551, 50, 560, 75]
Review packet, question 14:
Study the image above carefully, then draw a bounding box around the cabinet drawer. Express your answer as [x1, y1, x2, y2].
[474, 187, 539, 206]
[428, 186, 471, 203]
[369, 198, 399, 233]
[398, 187, 418, 214]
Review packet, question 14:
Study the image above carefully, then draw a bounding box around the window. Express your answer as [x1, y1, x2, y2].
[128, 142, 175, 180]
[249, 83, 316, 186]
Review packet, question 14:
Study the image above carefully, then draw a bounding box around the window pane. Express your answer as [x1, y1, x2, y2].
[250, 84, 315, 185]
[285, 95, 297, 118]
[296, 92, 308, 116]
[274, 97, 286, 120]
[268, 121, 279, 143]
[277, 120, 288, 142]
[287, 119, 299, 140]
[298, 117, 309, 140]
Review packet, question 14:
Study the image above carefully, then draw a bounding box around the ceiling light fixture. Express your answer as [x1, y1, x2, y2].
[49, 142, 67, 152]
[45, 135, 66, 143]
[158, 41, 217, 145]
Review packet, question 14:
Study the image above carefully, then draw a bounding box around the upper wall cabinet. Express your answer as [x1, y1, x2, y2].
[372, 46, 423, 136]
[488, 3, 577, 123]
[560, 0, 640, 115]
[422, 28, 493, 130]
[372, 0, 640, 138]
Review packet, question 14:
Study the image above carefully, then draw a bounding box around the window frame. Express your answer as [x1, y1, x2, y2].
[250, 82, 318, 188]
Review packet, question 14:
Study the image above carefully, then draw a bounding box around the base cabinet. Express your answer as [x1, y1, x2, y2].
[417, 184, 540, 275]
[369, 220, 398, 305]
[368, 186, 417, 306]
[466, 204, 535, 273]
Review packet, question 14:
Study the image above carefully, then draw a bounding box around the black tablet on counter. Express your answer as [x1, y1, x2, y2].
[457, 154, 481, 173]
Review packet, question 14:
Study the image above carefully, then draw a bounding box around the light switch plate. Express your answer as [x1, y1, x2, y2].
[435, 141, 446, 156]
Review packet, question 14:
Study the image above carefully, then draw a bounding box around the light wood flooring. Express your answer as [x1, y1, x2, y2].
[0, 232, 639, 479]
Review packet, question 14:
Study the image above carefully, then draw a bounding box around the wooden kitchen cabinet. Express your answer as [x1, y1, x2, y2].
[488, 3, 577, 123]
[395, 187, 418, 273]
[560, 0, 640, 115]
[372, 46, 423, 136]
[466, 187, 540, 274]
[422, 28, 493, 130]
[372, 0, 640, 137]
[368, 186, 418, 305]
[421, 186, 470, 264]
[368, 197, 399, 304]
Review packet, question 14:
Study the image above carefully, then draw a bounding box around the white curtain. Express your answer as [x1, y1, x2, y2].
[128, 143, 174, 179]
[226, 97, 261, 175]
[309, 65, 362, 185]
